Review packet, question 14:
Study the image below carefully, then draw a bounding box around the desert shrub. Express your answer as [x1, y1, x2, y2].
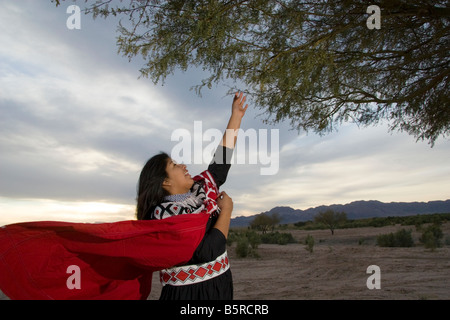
[377, 229, 414, 247]
[261, 231, 296, 245]
[233, 230, 260, 258]
[377, 233, 394, 247]
[247, 230, 261, 249]
[294, 213, 450, 231]
[394, 229, 414, 247]
[368, 218, 392, 228]
[293, 221, 308, 228]
[419, 223, 443, 250]
[235, 236, 250, 258]
[226, 230, 238, 246]
[304, 234, 315, 253]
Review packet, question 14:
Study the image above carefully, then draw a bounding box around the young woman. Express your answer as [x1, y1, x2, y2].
[136, 92, 248, 300]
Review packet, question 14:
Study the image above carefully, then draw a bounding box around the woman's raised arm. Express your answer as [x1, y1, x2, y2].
[220, 92, 248, 149]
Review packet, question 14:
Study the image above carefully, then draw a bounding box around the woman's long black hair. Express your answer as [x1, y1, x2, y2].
[136, 152, 170, 220]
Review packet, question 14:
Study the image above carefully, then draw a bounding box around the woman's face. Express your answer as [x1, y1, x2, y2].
[163, 158, 194, 195]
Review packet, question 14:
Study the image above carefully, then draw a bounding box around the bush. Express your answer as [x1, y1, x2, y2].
[419, 223, 443, 250]
[304, 234, 315, 253]
[377, 229, 414, 247]
[246, 230, 262, 249]
[261, 231, 296, 245]
[235, 236, 250, 258]
[226, 230, 238, 246]
[293, 221, 308, 228]
[232, 230, 261, 258]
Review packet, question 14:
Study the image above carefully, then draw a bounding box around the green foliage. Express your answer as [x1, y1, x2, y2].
[419, 223, 443, 250]
[250, 212, 281, 234]
[235, 236, 250, 258]
[377, 229, 414, 247]
[228, 229, 296, 257]
[293, 213, 450, 231]
[229, 230, 260, 258]
[314, 210, 347, 235]
[247, 230, 262, 249]
[75, 0, 449, 144]
[260, 231, 296, 245]
[304, 234, 315, 253]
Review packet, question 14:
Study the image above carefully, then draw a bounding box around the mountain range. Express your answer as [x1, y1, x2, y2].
[230, 199, 450, 227]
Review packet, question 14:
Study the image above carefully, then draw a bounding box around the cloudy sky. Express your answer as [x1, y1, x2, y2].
[1, 1, 449, 226]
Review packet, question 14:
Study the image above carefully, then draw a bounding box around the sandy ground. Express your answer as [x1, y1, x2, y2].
[2, 222, 449, 300]
[150, 222, 450, 300]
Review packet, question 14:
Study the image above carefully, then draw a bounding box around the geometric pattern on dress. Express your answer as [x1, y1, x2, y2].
[160, 251, 229, 286]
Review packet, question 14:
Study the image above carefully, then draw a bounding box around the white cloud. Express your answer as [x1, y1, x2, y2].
[233, 124, 450, 214]
[0, 1, 183, 216]
[0, 1, 449, 226]
[0, 197, 135, 226]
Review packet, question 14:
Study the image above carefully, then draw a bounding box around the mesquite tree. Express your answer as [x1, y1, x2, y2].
[314, 210, 347, 235]
[54, 0, 450, 145]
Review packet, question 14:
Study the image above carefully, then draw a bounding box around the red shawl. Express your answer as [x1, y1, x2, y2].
[0, 213, 210, 300]
[0, 170, 219, 300]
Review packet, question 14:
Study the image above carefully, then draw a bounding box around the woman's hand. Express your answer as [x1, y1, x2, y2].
[220, 92, 249, 149]
[217, 191, 233, 213]
[231, 91, 249, 119]
[214, 191, 233, 238]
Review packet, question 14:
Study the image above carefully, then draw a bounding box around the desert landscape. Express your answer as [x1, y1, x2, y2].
[150, 221, 450, 300]
[1, 222, 448, 300]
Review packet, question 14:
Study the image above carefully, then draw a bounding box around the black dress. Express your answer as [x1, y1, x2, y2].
[154, 146, 233, 300]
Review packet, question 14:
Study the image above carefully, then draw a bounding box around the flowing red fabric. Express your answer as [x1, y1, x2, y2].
[0, 213, 209, 300]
